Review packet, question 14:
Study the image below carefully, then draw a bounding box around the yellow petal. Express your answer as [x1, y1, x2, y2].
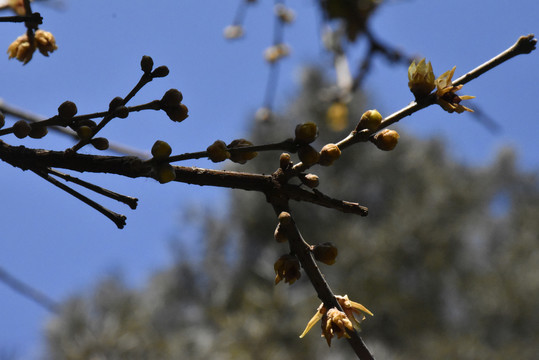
[299, 311, 324, 338]
[350, 300, 374, 316]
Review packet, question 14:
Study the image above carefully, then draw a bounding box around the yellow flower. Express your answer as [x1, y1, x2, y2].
[408, 58, 436, 100]
[300, 295, 373, 346]
[7, 33, 35, 64]
[274, 254, 301, 285]
[6, 0, 29, 15]
[34, 30, 58, 57]
[435, 66, 475, 113]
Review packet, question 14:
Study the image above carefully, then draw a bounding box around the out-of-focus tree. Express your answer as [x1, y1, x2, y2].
[43, 69, 539, 359]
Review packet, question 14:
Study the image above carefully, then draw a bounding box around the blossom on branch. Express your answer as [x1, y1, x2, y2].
[7, 30, 57, 64]
[435, 66, 475, 113]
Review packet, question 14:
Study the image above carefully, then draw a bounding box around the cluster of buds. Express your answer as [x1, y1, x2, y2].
[159, 89, 189, 122]
[7, 30, 57, 64]
[300, 295, 373, 346]
[264, 43, 290, 63]
[274, 254, 301, 285]
[3, 117, 47, 139]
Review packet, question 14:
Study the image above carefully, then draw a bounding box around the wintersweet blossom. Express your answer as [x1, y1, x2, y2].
[435, 66, 475, 113]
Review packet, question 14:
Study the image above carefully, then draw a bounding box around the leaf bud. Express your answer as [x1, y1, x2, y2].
[373, 129, 400, 151]
[58, 101, 77, 119]
[151, 65, 169, 78]
[298, 145, 320, 166]
[302, 173, 319, 188]
[279, 153, 292, 170]
[318, 143, 341, 166]
[313, 242, 338, 265]
[207, 140, 230, 163]
[358, 109, 383, 131]
[140, 55, 154, 74]
[90, 137, 109, 151]
[151, 140, 172, 160]
[13, 120, 31, 139]
[294, 122, 318, 144]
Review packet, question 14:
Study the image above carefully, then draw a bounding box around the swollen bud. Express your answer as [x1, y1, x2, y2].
[140, 55, 154, 74]
[155, 163, 176, 184]
[207, 140, 230, 163]
[76, 125, 93, 141]
[294, 122, 318, 144]
[90, 137, 109, 151]
[151, 140, 172, 160]
[358, 109, 383, 131]
[13, 120, 31, 139]
[279, 153, 292, 170]
[58, 101, 77, 119]
[318, 143, 341, 166]
[373, 129, 400, 151]
[301, 173, 319, 188]
[228, 139, 257, 164]
[298, 145, 320, 166]
[151, 65, 169, 78]
[313, 242, 338, 265]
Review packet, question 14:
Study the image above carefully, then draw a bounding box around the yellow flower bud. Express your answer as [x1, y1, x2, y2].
[408, 58, 436, 100]
[34, 30, 58, 57]
[301, 173, 319, 188]
[207, 140, 230, 163]
[357, 109, 382, 131]
[373, 129, 399, 151]
[76, 125, 93, 142]
[155, 163, 176, 184]
[7, 34, 35, 64]
[274, 254, 301, 285]
[294, 122, 318, 144]
[151, 140, 172, 160]
[228, 139, 258, 164]
[298, 145, 320, 166]
[318, 143, 341, 166]
[279, 153, 292, 170]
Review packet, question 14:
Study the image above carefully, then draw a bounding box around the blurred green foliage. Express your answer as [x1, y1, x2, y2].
[43, 69, 539, 359]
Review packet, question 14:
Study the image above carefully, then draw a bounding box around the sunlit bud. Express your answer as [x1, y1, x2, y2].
[274, 254, 301, 285]
[275, 4, 295, 23]
[140, 55, 154, 74]
[207, 140, 230, 163]
[264, 43, 290, 63]
[313, 242, 338, 265]
[151, 65, 169, 78]
[302, 173, 319, 188]
[408, 58, 435, 100]
[357, 109, 382, 131]
[160, 89, 183, 107]
[318, 143, 341, 166]
[155, 163, 176, 184]
[58, 101, 78, 119]
[373, 129, 399, 151]
[278, 211, 292, 225]
[223, 24, 244, 39]
[151, 140, 172, 160]
[326, 101, 348, 131]
[228, 139, 257, 164]
[274, 223, 288, 243]
[298, 145, 320, 166]
[279, 153, 292, 169]
[90, 137, 109, 151]
[34, 30, 58, 57]
[76, 125, 93, 141]
[294, 122, 318, 144]
[7, 33, 35, 64]
[13, 120, 31, 138]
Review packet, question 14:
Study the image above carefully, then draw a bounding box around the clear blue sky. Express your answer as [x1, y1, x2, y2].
[0, 0, 537, 358]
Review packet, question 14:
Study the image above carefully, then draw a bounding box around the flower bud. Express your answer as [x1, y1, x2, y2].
[279, 153, 292, 169]
[298, 145, 320, 166]
[294, 122, 318, 144]
[373, 129, 399, 151]
[76, 125, 93, 141]
[155, 163, 176, 184]
[313, 242, 338, 265]
[274, 223, 288, 243]
[358, 109, 382, 131]
[13, 120, 31, 139]
[207, 140, 230, 163]
[151, 65, 169, 78]
[160, 89, 183, 107]
[58, 101, 78, 119]
[408, 58, 435, 100]
[274, 254, 301, 285]
[151, 140, 172, 160]
[90, 137, 109, 151]
[228, 139, 258, 164]
[223, 25, 244, 39]
[318, 143, 341, 166]
[140, 55, 154, 74]
[302, 173, 319, 188]
[7, 34, 35, 64]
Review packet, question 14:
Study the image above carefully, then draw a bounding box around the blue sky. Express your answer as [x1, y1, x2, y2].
[0, 0, 537, 358]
